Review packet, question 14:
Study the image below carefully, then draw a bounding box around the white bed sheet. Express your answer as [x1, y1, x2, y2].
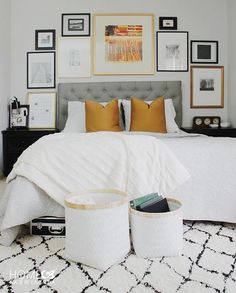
[0, 132, 190, 246]
[1, 131, 236, 245]
[127, 131, 236, 223]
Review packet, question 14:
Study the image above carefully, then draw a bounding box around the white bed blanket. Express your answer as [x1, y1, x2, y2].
[1, 132, 190, 234]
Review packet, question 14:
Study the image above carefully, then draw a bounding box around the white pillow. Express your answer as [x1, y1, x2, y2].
[63, 100, 123, 133]
[63, 101, 85, 133]
[122, 99, 180, 133]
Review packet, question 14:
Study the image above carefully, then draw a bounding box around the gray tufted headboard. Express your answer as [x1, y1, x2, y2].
[58, 81, 182, 131]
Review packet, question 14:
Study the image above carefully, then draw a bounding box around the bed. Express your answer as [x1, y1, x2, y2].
[1, 81, 236, 246]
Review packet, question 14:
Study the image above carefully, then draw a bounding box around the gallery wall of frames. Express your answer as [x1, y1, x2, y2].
[10, 1, 227, 129]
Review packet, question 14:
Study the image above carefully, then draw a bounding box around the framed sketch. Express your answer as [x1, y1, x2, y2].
[191, 40, 218, 64]
[159, 17, 177, 30]
[157, 31, 189, 72]
[58, 37, 90, 78]
[93, 14, 154, 75]
[190, 66, 224, 108]
[28, 92, 57, 129]
[27, 52, 56, 89]
[35, 30, 56, 50]
[62, 13, 90, 36]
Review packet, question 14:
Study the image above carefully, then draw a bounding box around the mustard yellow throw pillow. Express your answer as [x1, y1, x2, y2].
[85, 99, 122, 132]
[130, 97, 167, 133]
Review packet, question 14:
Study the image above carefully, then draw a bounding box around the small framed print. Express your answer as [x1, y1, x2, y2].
[35, 30, 56, 50]
[27, 52, 56, 89]
[159, 17, 177, 30]
[62, 13, 90, 36]
[190, 66, 224, 108]
[28, 92, 57, 129]
[191, 40, 218, 64]
[157, 31, 188, 72]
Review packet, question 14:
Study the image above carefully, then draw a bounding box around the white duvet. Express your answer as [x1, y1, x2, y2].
[0, 132, 190, 245]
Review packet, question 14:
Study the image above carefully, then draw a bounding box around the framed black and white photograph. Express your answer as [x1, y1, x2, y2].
[28, 92, 57, 129]
[190, 66, 224, 108]
[62, 13, 90, 36]
[156, 31, 188, 72]
[58, 37, 91, 78]
[191, 40, 218, 64]
[27, 52, 56, 89]
[159, 17, 177, 30]
[35, 30, 56, 50]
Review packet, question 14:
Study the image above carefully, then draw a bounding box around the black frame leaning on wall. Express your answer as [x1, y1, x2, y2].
[190, 40, 219, 64]
[159, 17, 177, 30]
[61, 13, 91, 37]
[156, 31, 189, 72]
[35, 29, 56, 50]
[27, 51, 56, 89]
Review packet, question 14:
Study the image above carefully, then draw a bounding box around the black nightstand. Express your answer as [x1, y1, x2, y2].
[181, 127, 236, 138]
[2, 129, 58, 176]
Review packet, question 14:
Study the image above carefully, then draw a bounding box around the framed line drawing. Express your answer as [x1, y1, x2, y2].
[27, 52, 56, 89]
[191, 40, 218, 64]
[35, 29, 56, 50]
[159, 17, 177, 30]
[62, 13, 90, 36]
[28, 92, 57, 129]
[93, 14, 154, 75]
[190, 66, 224, 108]
[157, 31, 189, 72]
[58, 37, 91, 78]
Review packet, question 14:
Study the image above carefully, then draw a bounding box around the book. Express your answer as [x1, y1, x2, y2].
[137, 198, 170, 213]
[130, 193, 161, 209]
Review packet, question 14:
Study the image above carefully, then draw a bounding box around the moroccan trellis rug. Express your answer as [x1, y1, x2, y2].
[0, 221, 236, 293]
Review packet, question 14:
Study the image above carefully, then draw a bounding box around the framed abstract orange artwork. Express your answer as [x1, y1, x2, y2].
[93, 14, 154, 75]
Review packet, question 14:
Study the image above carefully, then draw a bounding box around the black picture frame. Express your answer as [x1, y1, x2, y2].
[191, 40, 218, 64]
[35, 29, 56, 50]
[156, 31, 189, 72]
[61, 13, 90, 36]
[159, 17, 177, 30]
[27, 52, 56, 89]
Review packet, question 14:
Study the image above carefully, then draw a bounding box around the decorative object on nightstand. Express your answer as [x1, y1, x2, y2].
[2, 129, 58, 176]
[9, 97, 29, 129]
[181, 127, 236, 138]
[192, 116, 221, 129]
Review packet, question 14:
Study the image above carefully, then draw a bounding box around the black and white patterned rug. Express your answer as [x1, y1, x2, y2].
[0, 221, 236, 293]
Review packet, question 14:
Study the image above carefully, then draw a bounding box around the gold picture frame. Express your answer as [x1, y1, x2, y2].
[28, 92, 57, 129]
[93, 13, 154, 75]
[190, 65, 224, 108]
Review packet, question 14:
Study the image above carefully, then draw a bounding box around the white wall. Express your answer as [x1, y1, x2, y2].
[10, 0, 228, 127]
[0, 0, 11, 171]
[227, 0, 236, 127]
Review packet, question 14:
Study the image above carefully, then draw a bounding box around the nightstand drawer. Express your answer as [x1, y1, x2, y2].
[181, 127, 236, 137]
[6, 136, 39, 151]
[2, 129, 58, 176]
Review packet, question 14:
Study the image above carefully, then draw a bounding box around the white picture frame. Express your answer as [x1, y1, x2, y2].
[157, 31, 189, 72]
[27, 52, 56, 89]
[58, 37, 91, 78]
[190, 66, 224, 108]
[93, 14, 154, 75]
[28, 92, 57, 129]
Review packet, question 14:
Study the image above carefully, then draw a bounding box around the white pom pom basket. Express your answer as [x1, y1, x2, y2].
[65, 189, 130, 271]
[130, 197, 183, 258]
